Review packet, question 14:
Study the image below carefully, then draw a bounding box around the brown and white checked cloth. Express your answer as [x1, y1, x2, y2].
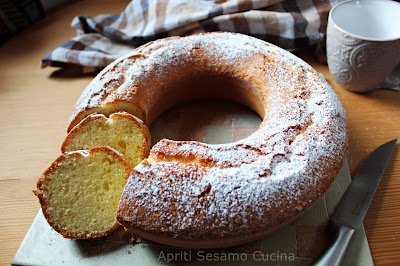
[41, 0, 343, 72]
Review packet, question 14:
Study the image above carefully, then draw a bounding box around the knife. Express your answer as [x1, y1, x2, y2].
[314, 139, 397, 266]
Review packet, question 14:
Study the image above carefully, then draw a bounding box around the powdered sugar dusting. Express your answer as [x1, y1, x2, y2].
[81, 32, 349, 241]
[70, 32, 298, 122]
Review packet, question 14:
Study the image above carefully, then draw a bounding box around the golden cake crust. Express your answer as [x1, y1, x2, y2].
[69, 32, 348, 248]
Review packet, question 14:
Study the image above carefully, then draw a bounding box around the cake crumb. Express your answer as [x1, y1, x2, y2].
[129, 233, 139, 245]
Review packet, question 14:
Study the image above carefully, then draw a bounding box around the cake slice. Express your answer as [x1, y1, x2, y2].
[62, 112, 150, 168]
[34, 146, 132, 239]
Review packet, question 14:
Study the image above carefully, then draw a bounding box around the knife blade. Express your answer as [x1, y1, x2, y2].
[315, 139, 397, 266]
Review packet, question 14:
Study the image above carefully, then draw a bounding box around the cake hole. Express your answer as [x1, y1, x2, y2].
[150, 99, 262, 145]
[118, 140, 127, 152]
[102, 158, 113, 165]
[147, 72, 264, 145]
[103, 182, 109, 191]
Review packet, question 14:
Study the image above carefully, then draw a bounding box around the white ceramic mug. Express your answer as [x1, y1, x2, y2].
[327, 0, 400, 92]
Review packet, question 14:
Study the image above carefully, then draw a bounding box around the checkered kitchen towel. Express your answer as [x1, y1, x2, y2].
[41, 0, 343, 72]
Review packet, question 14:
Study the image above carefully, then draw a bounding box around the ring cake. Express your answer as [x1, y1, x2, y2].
[68, 32, 348, 248]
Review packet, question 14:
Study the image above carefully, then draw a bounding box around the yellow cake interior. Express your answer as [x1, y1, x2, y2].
[63, 113, 148, 168]
[39, 149, 129, 238]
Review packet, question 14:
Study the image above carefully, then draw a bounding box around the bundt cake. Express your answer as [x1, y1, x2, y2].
[34, 146, 131, 239]
[62, 112, 150, 168]
[47, 32, 347, 247]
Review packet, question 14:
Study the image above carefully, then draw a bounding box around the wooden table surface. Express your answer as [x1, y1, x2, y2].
[0, 0, 399, 265]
